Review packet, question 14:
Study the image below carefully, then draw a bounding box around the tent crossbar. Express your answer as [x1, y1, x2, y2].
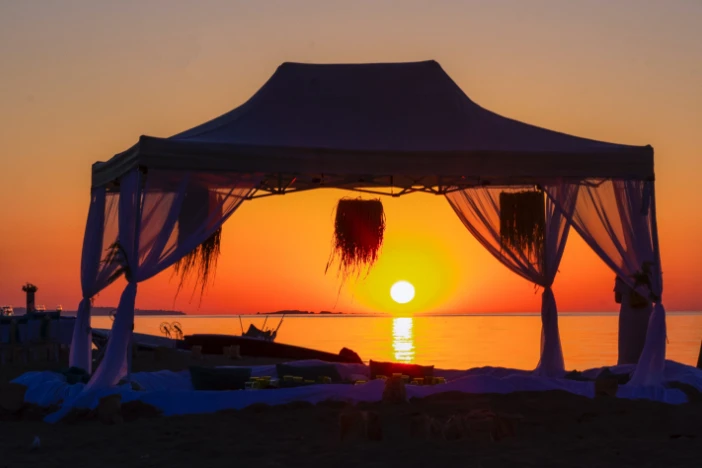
[249, 184, 453, 199]
[246, 173, 478, 198]
[247, 186, 321, 199]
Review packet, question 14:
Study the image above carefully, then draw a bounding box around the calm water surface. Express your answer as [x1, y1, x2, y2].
[92, 313, 702, 371]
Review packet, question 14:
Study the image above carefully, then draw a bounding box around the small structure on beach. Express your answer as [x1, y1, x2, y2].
[21, 283, 38, 316]
[71, 60, 664, 391]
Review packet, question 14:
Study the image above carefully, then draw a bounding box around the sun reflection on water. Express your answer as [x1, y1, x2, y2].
[392, 317, 415, 363]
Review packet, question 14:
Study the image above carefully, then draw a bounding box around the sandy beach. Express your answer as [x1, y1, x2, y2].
[2, 353, 701, 468]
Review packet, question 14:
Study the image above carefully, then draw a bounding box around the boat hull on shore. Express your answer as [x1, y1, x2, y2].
[181, 334, 363, 364]
[91, 330, 363, 364]
[92, 329, 177, 351]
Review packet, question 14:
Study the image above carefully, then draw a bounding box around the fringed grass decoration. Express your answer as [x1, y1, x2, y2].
[173, 227, 222, 300]
[326, 197, 386, 281]
[172, 185, 223, 302]
[103, 242, 131, 283]
[499, 190, 546, 265]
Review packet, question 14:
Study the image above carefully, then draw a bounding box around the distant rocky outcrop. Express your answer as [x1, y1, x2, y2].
[256, 310, 348, 315]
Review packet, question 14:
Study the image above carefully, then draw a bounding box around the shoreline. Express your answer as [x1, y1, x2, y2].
[71, 311, 702, 317]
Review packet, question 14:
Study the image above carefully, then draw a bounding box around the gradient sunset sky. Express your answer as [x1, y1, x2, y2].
[1, 0, 700, 315]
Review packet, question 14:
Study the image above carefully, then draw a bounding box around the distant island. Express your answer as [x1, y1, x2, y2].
[91, 307, 186, 316]
[11, 306, 185, 316]
[10, 306, 348, 316]
[256, 310, 349, 315]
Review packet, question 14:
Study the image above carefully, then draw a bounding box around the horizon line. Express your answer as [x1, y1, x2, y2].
[69, 310, 702, 317]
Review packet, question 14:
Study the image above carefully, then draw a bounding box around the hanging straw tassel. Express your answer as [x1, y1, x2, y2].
[499, 190, 545, 264]
[173, 186, 223, 301]
[326, 197, 386, 281]
[173, 227, 222, 300]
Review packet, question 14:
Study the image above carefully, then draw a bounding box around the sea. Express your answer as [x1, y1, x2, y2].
[92, 312, 702, 371]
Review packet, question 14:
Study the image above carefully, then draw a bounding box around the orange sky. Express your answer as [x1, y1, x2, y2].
[0, 1, 701, 314]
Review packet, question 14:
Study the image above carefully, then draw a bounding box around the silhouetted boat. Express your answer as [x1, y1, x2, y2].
[237, 314, 285, 342]
[242, 323, 277, 341]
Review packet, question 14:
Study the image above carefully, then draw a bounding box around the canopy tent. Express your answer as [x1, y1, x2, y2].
[92, 60, 652, 190]
[71, 60, 664, 394]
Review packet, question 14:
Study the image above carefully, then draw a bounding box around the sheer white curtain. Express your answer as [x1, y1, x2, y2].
[615, 276, 652, 365]
[85, 168, 260, 389]
[69, 187, 121, 373]
[446, 183, 578, 377]
[545, 179, 665, 386]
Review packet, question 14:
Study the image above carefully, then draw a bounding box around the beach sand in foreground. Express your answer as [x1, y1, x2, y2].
[2, 354, 701, 467]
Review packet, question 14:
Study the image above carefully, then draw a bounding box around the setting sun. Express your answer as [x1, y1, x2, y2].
[390, 281, 415, 304]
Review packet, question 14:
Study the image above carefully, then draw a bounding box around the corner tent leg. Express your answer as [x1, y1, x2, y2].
[127, 329, 134, 381]
[84, 282, 137, 389]
[69, 297, 93, 374]
[628, 302, 667, 386]
[534, 286, 565, 377]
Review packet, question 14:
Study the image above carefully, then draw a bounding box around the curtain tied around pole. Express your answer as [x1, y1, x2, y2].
[534, 286, 564, 375]
[445, 183, 577, 377]
[82, 169, 260, 391]
[69, 186, 121, 374]
[544, 179, 666, 386]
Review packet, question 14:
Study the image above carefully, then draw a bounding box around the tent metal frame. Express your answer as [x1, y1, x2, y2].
[242, 172, 571, 199]
[242, 173, 616, 199]
[103, 167, 623, 197]
[247, 173, 471, 199]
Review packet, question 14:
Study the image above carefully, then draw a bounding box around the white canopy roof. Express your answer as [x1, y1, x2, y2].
[92, 60, 653, 189]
